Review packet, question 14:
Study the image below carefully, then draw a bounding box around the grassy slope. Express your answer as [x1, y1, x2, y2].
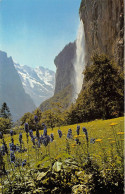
[2, 116, 124, 168]
[39, 84, 72, 111]
[0, 116, 124, 193]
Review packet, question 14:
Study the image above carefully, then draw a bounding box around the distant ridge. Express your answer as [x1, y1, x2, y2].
[0, 50, 36, 121]
[15, 63, 55, 107]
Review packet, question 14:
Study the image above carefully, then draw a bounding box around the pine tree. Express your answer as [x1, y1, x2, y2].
[0, 102, 11, 119]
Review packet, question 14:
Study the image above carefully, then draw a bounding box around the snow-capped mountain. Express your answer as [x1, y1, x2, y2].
[14, 63, 55, 107]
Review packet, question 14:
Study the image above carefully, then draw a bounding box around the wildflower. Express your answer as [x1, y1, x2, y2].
[110, 141, 115, 143]
[10, 152, 15, 163]
[2, 140, 8, 155]
[29, 129, 33, 138]
[75, 138, 81, 145]
[34, 115, 38, 123]
[107, 138, 113, 140]
[117, 132, 124, 135]
[31, 137, 35, 145]
[50, 133, 54, 142]
[82, 127, 88, 143]
[43, 127, 47, 137]
[42, 135, 50, 146]
[22, 159, 26, 167]
[90, 138, 95, 144]
[95, 139, 102, 142]
[9, 143, 16, 152]
[74, 135, 78, 138]
[19, 133, 22, 144]
[76, 125, 80, 135]
[58, 129, 62, 138]
[24, 123, 29, 133]
[36, 128, 40, 139]
[110, 123, 118, 126]
[11, 137, 14, 143]
[0, 132, 3, 139]
[67, 128, 72, 139]
[72, 144, 76, 147]
[38, 139, 41, 148]
[10, 130, 14, 136]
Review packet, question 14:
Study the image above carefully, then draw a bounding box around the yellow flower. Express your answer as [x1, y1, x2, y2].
[107, 138, 113, 140]
[78, 135, 82, 137]
[110, 141, 115, 143]
[117, 132, 124, 135]
[106, 169, 111, 171]
[95, 139, 102, 142]
[72, 145, 76, 148]
[74, 135, 78, 138]
[110, 123, 118, 126]
[72, 144, 76, 147]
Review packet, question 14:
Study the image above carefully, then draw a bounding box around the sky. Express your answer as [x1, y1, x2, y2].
[0, 0, 81, 71]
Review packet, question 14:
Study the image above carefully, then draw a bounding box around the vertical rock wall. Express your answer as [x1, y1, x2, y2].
[80, 0, 124, 68]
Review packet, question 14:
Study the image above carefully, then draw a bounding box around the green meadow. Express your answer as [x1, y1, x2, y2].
[0, 116, 124, 193]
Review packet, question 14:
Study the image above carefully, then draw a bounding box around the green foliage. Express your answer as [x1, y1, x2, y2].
[20, 109, 43, 131]
[40, 110, 56, 130]
[0, 102, 12, 133]
[39, 84, 72, 111]
[67, 54, 124, 124]
[0, 117, 12, 133]
[84, 53, 124, 119]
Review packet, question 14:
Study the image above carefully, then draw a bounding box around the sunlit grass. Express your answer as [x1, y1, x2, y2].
[0, 116, 124, 192]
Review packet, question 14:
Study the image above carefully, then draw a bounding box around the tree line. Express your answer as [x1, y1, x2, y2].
[0, 53, 124, 132]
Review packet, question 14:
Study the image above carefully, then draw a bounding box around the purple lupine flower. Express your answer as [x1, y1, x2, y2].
[75, 138, 81, 145]
[29, 129, 33, 138]
[76, 125, 80, 135]
[10, 152, 15, 163]
[58, 129, 62, 138]
[24, 123, 29, 133]
[22, 159, 26, 167]
[11, 137, 14, 144]
[67, 128, 72, 139]
[50, 133, 54, 142]
[38, 139, 41, 148]
[36, 128, 40, 139]
[34, 115, 39, 123]
[82, 127, 88, 142]
[9, 143, 16, 152]
[10, 130, 14, 136]
[39, 135, 44, 144]
[90, 138, 95, 144]
[42, 135, 50, 146]
[42, 123, 45, 127]
[31, 137, 35, 145]
[43, 126, 47, 137]
[19, 133, 22, 144]
[2, 140, 8, 155]
[0, 132, 3, 139]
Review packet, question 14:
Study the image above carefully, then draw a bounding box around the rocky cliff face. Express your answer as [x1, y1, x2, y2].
[39, 42, 76, 111]
[0, 51, 36, 121]
[80, 0, 124, 68]
[54, 42, 76, 94]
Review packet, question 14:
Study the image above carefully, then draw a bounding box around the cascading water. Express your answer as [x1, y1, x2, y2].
[72, 20, 86, 101]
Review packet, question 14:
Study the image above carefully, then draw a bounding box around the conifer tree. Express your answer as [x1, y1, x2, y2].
[0, 102, 11, 119]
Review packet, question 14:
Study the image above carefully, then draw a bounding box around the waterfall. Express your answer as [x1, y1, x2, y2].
[72, 20, 86, 101]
